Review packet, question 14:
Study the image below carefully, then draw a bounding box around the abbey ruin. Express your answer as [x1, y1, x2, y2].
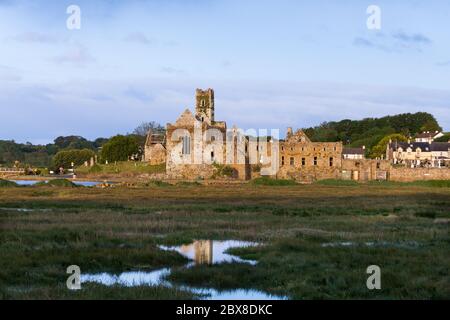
[144, 89, 450, 183]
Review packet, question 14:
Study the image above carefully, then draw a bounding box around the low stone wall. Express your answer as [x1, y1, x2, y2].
[389, 167, 450, 182]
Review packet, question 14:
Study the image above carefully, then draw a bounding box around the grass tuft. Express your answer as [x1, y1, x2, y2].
[0, 179, 18, 188]
[252, 177, 297, 186]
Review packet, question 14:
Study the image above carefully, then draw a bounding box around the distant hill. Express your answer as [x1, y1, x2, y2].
[303, 112, 442, 156]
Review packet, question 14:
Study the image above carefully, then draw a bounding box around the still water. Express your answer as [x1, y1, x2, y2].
[81, 240, 287, 300]
[10, 180, 103, 187]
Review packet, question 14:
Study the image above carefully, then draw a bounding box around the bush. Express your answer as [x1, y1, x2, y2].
[176, 181, 202, 186]
[147, 180, 172, 187]
[212, 163, 236, 178]
[100, 135, 139, 163]
[252, 177, 297, 186]
[0, 179, 18, 188]
[53, 149, 95, 171]
[88, 164, 103, 174]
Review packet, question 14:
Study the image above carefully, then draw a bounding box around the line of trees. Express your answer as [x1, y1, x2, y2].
[0, 121, 165, 168]
[303, 112, 443, 157]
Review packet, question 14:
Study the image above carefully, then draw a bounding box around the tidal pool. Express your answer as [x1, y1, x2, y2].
[9, 180, 105, 187]
[159, 240, 259, 265]
[81, 240, 287, 300]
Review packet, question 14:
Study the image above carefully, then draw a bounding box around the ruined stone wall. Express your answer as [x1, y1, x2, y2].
[165, 108, 228, 179]
[341, 159, 390, 181]
[277, 140, 343, 182]
[389, 167, 450, 182]
[144, 144, 166, 165]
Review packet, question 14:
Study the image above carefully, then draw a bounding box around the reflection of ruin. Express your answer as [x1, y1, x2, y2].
[194, 240, 213, 265]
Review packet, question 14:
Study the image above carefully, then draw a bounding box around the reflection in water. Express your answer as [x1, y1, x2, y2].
[194, 240, 213, 265]
[161, 240, 259, 265]
[82, 240, 287, 300]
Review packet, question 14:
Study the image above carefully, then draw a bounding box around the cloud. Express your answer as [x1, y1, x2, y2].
[124, 87, 153, 103]
[160, 67, 185, 75]
[392, 32, 431, 45]
[123, 32, 154, 45]
[0, 65, 21, 82]
[436, 60, 450, 67]
[52, 45, 95, 66]
[9, 32, 60, 44]
[353, 31, 432, 53]
[353, 37, 375, 48]
[1, 78, 449, 144]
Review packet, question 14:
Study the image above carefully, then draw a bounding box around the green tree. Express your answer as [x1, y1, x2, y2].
[100, 135, 139, 162]
[370, 134, 408, 159]
[52, 149, 96, 170]
[420, 120, 442, 133]
[54, 136, 94, 150]
[434, 133, 450, 142]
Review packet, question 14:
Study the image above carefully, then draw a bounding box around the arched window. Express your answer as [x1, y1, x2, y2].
[182, 136, 191, 155]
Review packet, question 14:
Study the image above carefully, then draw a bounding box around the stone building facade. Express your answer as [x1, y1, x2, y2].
[165, 89, 252, 179]
[276, 129, 343, 182]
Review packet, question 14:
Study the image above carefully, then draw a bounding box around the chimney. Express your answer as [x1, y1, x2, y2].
[362, 145, 366, 150]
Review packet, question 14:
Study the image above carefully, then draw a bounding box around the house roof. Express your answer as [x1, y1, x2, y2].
[430, 142, 450, 152]
[415, 131, 441, 139]
[343, 147, 365, 155]
[389, 141, 450, 152]
[389, 142, 430, 151]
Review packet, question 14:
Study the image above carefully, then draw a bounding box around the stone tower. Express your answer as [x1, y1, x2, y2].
[195, 88, 215, 122]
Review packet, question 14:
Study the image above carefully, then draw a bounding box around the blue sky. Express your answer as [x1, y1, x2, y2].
[0, 0, 449, 144]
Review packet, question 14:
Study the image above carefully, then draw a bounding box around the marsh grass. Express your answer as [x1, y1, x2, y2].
[315, 179, 359, 186]
[0, 183, 449, 299]
[0, 179, 18, 188]
[35, 179, 77, 188]
[252, 177, 297, 186]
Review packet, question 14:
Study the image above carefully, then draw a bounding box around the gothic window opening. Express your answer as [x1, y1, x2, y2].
[182, 136, 191, 155]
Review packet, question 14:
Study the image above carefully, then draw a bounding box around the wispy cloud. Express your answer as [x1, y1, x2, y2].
[353, 31, 432, 53]
[0, 65, 21, 82]
[436, 60, 450, 67]
[124, 87, 153, 103]
[8, 32, 60, 44]
[123, 32, 154, 45]
[160, 66, 185, 75]
[52, 45, 95, 66]
[392, 32, 431, 45]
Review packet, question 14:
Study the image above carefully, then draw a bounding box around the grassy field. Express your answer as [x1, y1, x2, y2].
[74, 162, 166, 179]
[0, 181, 449, 299]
